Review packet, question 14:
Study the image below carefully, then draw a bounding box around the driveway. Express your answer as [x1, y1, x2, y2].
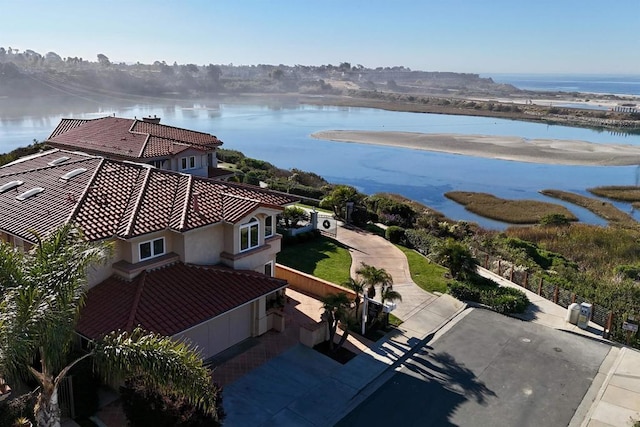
[336, 308, 612, 427]
[334, 225, 436, 320]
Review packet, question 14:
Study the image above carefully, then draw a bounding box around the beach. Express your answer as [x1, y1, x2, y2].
[311, 130, 640, 166]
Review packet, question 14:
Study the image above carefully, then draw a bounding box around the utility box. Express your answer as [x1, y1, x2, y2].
[577, 302, 592, 329]
[566, 303, 581, 325]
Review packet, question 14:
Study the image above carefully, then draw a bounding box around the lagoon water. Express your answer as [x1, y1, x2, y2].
[2, 100, 640, 229]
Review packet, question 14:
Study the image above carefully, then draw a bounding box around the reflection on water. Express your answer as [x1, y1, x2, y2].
[2, 98, 640, 229]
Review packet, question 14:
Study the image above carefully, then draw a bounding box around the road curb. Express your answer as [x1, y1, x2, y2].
[331, 299, 469, 425]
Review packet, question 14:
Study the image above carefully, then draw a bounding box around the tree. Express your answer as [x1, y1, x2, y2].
[320, 185, 365, 221]
[343, 278, 365, 321]
[96, 53, 110, 66]
[0, 224, 221, 427]
[280, 206, 309, 229]
[321, 293, 353, 353]
[356, 262, 393, 300]
[432, 238, 477, 280]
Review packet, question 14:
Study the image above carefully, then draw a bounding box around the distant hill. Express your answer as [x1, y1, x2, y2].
[0, 48, 519, 101]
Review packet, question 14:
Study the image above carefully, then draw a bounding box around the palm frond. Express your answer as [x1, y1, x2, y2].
[92, 328, 220, 419]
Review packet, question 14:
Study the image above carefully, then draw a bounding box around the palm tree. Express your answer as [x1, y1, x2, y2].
[0, 224, 221, 427]
[432, 238, 477, 280]
[356, 262, 394, 300]
[321, 293, 353, 353]
[343, 277, 365, 320]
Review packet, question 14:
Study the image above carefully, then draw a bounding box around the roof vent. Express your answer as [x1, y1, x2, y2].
[16, 187, 44, 201]
[60, 168, 88, 181]
[0, 180, 24, 193]
[48, 156, 70, 166]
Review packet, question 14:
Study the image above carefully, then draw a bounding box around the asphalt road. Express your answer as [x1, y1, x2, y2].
[336, 309, 611, 427]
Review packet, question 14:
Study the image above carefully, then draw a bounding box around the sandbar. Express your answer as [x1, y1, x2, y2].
[311, 130, 640, 166]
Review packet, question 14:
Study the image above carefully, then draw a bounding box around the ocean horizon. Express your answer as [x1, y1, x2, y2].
[484, 73, 640, 96]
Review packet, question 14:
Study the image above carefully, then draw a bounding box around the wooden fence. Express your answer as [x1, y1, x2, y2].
[275, 264, 356, 300]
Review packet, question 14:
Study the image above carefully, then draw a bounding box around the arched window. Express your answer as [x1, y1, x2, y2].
[240, 217, 259, 251]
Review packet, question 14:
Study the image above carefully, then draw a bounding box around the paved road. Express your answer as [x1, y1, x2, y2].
[335, 225, 436, 320]
[336, 309, 611, 427]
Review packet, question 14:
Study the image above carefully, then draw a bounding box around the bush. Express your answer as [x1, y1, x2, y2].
[484, 287, 530, 314]
[216, 148, 244, 164]
[448, 282, 481, 302]
[448, 277, 529, 314]
[0, 394, 35, 427]
[120, 377, 224, 427]
[385, 226, 405, 244]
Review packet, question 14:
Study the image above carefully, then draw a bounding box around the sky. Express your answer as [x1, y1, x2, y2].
[2, 0, 639, 74]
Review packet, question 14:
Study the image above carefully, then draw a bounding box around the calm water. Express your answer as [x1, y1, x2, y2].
[486, 73, 640, 96]
[3, 100, 640, 229]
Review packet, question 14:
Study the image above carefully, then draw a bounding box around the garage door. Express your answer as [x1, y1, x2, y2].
[177, 302, 254, 360]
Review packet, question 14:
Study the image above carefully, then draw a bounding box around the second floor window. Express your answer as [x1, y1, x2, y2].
[264, 215, 273, 238]
[240, 217, 259, 252]
[140, 237, 165, 261]
[181, 156, 196, 170]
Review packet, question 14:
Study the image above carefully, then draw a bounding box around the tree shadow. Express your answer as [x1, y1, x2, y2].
[337, 344, 496, 426]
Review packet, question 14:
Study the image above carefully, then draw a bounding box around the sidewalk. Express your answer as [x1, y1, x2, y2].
[478, 266, 640, 427]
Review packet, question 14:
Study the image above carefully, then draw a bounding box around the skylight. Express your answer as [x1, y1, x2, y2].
[48, 156, 70, 166]
[0, 180, 24, 193]
[60, 168, 88, 181]
[16, 187, 44, 201]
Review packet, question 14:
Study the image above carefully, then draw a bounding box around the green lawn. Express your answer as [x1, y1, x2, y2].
[395, 245, 450, 293]
[277, 236, 352, 285]
[295, 203, 333, 214]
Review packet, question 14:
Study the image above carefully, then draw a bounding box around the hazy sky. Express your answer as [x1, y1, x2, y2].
[3, 0, 639, 74]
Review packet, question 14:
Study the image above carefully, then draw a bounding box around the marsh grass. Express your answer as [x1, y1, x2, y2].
[445, 191, 577, 224]
[541, 189, 637, 227]
[588, 186, 640, 202]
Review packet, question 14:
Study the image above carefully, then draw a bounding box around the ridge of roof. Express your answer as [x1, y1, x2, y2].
[133, 118, 222, 139]
[126, 270, 147, 331]
[178, 174, 194, 231]
[65, 158, 106, 226]
[119, 166, 152, 238]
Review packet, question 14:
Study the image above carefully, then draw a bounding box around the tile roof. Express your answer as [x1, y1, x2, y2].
[47, 116, 222, 160]
[76, 262, 287, 339]
[0, 149, 298, 242]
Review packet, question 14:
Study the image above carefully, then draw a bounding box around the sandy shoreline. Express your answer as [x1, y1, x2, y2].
[311, 130, 640, 166]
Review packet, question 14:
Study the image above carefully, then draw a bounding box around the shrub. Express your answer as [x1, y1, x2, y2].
[120, 376, 224, 427]
[540, 213, 570, 226]
[216, 148, 244, 164]
[0, 394, 35, 427]
[484, 287, 530, 314]
[448, 282, 481, 302]
[385, 226, 405, 244]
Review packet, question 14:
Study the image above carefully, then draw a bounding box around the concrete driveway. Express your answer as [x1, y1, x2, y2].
[335, 225, 436, 320]
[336, 308, 612, 427]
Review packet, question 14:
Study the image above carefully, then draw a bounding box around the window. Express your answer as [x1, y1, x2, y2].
[240, 217, 259, 252]
[150, 159, 166, 169]
[264, 261, 273, 277]
[180, 156, 196, 170]
[264, 215, 273, 237]
[139, 237, 165, 260]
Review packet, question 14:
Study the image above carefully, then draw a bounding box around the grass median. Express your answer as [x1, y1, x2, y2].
[395, 245, 449, 293]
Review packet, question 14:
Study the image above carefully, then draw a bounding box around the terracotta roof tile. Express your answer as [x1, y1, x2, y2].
[76, 263, 287, 339]
[47, 117, 222, 161]
[0, 150, 298, 242]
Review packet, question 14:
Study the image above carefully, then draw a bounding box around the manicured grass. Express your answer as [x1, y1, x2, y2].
[277, 236, 351, 285]
[388, 313, 403, 326]
[445, 191, 577, 224]
[395, 245, 449, 293]
[541, 189, 637, 227]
